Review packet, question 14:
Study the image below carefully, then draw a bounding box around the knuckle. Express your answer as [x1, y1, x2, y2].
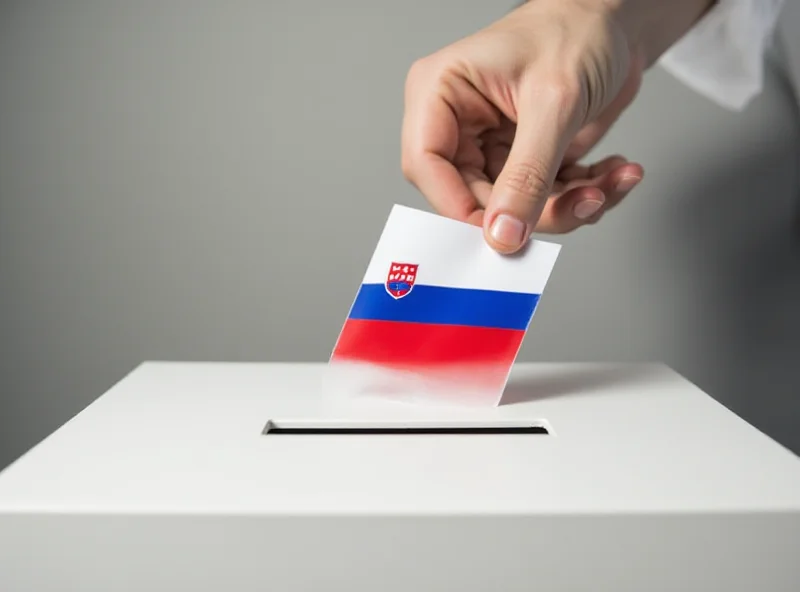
[503, 161, 550, 201]
[400, 151, 416, 182]
[405, 56, 434, 89]
[526, 69, 587, 126]
[405, 59, 422, 85]
[400, 142, 426, 186]
[541, 73, 583, 108]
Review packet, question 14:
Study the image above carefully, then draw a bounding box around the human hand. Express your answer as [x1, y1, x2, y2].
[401, 0, 647, 253]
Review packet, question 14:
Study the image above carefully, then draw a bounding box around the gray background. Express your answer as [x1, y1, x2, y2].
[1, 0, 798, 470]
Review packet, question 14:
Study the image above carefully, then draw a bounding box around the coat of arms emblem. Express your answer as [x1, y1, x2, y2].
[385, 262, 418, 299]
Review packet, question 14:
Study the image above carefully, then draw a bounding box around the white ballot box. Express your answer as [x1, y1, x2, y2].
[1, 362, 799, 591]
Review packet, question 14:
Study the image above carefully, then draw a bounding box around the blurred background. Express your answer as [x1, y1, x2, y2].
[1, 1, 799, 470]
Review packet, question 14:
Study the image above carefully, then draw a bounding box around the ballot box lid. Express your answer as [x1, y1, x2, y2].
[1, 362, 799, 516]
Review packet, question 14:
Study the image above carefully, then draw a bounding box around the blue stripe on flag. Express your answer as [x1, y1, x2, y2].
[347, 283, 540, 331]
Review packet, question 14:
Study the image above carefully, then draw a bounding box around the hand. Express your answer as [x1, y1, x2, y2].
[401, 0, 646, 253]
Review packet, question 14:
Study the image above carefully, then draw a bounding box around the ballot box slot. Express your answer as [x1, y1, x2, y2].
[261, 420, 549, 435]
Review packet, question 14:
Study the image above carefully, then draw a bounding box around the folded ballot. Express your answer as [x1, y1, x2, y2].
[330, 204, 561, 405]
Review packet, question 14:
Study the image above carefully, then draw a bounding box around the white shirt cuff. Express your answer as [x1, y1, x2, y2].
[658, 0, 786, 111]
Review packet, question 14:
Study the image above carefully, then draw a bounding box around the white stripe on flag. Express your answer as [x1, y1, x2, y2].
[361, 205, 561, 294]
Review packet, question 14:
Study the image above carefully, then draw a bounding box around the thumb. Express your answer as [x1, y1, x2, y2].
[484, 85, 580, 253]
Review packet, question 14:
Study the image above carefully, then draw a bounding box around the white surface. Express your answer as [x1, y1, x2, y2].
[1, 361, 799, 516]
[362, 205, 561, 293]
[659, 0, 786, 110]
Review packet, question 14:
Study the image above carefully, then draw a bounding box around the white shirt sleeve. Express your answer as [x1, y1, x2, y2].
[658, 0, 787, 111]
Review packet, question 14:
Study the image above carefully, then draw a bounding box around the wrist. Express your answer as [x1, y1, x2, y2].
[596, 0, 717, 67]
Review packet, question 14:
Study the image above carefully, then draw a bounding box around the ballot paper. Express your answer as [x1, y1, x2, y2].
[329, 204, 561, 406]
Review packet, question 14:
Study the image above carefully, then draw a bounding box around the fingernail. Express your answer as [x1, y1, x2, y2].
[489, 214, 526, 247]
[573, 199, 604, 220]
[616, 176, 641, 193]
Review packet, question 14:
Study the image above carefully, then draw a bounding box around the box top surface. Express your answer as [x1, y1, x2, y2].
[1, 362, 800, 516]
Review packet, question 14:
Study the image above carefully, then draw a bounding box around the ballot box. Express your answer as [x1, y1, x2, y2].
[1, 361, 799, 592]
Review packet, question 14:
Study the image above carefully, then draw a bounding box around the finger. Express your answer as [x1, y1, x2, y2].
[585, 161, 644, 210]
[558, 154, 628, 183]
[484, 79, 583, 253]
[484, 141, 510, 183]
[534, 185, 607, 234]
[452, 168, 492, 228]
[534, 164, 642, 234]
[401, 72, 481, 223]
[414, 153, 484, 224]
[462, 167, 493, 207]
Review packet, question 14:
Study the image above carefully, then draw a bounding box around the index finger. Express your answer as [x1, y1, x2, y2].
[401, 80, 482, 225]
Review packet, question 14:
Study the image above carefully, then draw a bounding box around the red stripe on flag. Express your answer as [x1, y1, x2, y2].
[331, 318, 524, 368]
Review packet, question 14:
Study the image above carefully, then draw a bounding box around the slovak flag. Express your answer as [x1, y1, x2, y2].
[330, 204, 561, 405]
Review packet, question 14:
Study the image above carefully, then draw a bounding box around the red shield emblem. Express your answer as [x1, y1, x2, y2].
[385, 262, 418, 299]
